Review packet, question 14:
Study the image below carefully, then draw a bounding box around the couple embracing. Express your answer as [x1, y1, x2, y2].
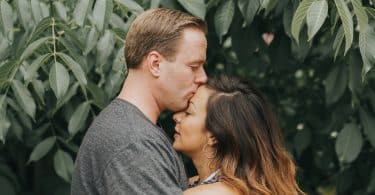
[71, 8, 304, 195]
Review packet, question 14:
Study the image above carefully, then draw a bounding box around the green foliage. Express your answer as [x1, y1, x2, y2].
[0, 0, 374, 194]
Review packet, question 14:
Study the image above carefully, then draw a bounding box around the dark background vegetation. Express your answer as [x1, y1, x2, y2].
[0, 0, 375, 194]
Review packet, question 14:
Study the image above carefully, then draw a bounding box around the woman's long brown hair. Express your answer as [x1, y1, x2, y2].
[205, 75, 305, 195]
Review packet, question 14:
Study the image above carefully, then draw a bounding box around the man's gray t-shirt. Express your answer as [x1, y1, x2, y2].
[71, 99, 188, 195]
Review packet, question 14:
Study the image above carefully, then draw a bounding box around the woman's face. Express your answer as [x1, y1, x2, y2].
[172, 86, 213, 157]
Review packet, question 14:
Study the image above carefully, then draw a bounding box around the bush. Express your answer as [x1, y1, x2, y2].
[0, 0, 374, 194]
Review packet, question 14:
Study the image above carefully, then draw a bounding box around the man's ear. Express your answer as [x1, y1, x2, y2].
[146, 51, 162, 77]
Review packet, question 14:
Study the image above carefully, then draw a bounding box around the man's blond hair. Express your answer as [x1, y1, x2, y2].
[124, 8, 207, 68]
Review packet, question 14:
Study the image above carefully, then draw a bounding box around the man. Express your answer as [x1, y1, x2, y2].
[71, 8, 208, 195]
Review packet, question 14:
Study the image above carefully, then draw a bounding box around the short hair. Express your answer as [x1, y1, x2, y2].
[124, 8, 207, 68]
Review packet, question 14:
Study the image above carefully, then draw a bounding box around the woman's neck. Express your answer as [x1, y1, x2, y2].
[192, 155, 217, 183]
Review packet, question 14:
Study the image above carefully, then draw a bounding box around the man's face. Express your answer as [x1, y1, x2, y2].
[158, 28, 207, 112]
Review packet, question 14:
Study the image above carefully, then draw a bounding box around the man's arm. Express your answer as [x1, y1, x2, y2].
[96, 140, 184, 195]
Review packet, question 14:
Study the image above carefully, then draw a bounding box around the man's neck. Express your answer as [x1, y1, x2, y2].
[117, 70, 161, 124]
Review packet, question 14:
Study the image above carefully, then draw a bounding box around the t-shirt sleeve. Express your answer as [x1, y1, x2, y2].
[96, 140, 184, 195]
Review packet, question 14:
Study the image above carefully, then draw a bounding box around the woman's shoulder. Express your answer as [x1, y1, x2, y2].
[184, 182, 240, 195]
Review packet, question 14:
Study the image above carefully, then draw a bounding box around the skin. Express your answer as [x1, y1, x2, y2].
[118, 27, 207, 124]
[173, 86, 240, 195]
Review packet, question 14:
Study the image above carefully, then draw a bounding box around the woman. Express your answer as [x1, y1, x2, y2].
[173, 75, 305, 195]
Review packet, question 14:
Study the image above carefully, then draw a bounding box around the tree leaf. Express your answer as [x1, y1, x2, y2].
[348, 51, 363, 94]
[31, 79, 45, 106]
[115, 0, 144, 15]
[237, 0, 260, 25]
[53, 150, 74, 183]
[0, 95, 10, 143]
[53, 1, 68, 22]
[291, 0, 315, 43]
[367, 7, 375, 20]
[0, 0, 14, 40]
[359, 25, 375, 79]
[177, 0, 206, 19]
[334, 0, 353, 55]
[57, 53, 87, 86]
[325, 65, 347, 104]
[16, 0, 34, 30]
[68, 101, 90, 137]
[55, 83, 79, 113]
[294, 129, 311, 157]
[11, 80, 36, 119]
[92, 0, 113, 33]
[84, 26, 99, 55]
[0, 176, 16, 195]
[31, 0, 43, 23]
[20, 37, 51, 61]
[351, 0, 368, 33]
[333, 25, 345, 60]
[27, 136, 56, 163]
[87, 81, 107, 109]
[73, 0, 94, 26]
[49, 62, 70, 101]
[96, 30, 115, 66]
[26, 17, 53, 46]
[24, 53, 51, 83]
[214, 0, 235, 42]
[335, 123, 363, 163]
[359, 108, 375, 148]
[306, 0, 328, 41]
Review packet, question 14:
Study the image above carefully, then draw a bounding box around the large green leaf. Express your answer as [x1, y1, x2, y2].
[73, 0, 94, 26]
[84, 26, 99, 55]
[351, 0, 368, 33]
[96, 30, 115, 66]
[11, 80, 36, 119]
[333, 25, 345, 60]
[335, 123, 363, 163]
[57, 53, 87, 86]
[26, 17, 53, 46]
[325, 65, 347, 105]
[53, 150, 74, 183]
[53, 2, 68, 22]
[31, 0, 43, 23]
[49, 62, 70, 101]
[20, 37, 51, 61]
[367, 7, 375, 20]
[24, 53, 51, 83]
[68, 101, 91, 137]
[177, 0, 206, 19]
[55, 83, 79, 113]
[334, 0, 353, 55]
[306, 0, 328, 41]
[359, 108, 375, 148]
[27, 136, 56, 163]
[348, 51, 363, 94]
[291, 0, 315, 43]
[16, 0, 34, 30]
[0, 95, 10, 143]
[0, 0, 13, 40]
[237, 0, 260, 25]
[214, 0, 235, 43]
[93, 0, 113, 32]
[0, 60, 18, 89]
[359, 25, 375, 78]
[31, 79, 45, 106]
[115, 0, 144, 15]
[294, 129, 311, 157]
[0, 176, 16, 195]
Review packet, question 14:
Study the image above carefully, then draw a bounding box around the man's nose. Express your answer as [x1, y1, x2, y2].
[195, 67, 207, 84]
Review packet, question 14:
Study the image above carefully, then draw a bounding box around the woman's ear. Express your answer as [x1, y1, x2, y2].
[146, 51, 162, 77]
[207, 132, 217, 146]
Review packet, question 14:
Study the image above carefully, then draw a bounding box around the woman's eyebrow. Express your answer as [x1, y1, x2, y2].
[188, 101, 197, 112]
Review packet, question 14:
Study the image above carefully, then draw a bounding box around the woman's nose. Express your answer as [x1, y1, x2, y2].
[173, 112, 184, 123]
